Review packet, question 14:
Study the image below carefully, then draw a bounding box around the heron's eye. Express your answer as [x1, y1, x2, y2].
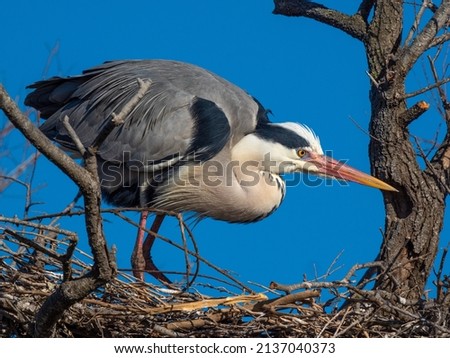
[297, 149, 307, 158]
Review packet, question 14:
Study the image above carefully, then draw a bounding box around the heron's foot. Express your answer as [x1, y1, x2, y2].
[131, 247, 172, 284]
[144, 256, 172, 284]
[141, 214, 170, 284]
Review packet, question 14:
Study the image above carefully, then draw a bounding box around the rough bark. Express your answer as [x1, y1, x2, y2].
[274, 0, 450, 300]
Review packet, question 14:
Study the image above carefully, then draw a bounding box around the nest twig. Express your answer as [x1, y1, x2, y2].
[1, 218, 449, 338]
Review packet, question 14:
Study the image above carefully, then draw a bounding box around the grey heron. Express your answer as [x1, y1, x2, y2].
[25, 60, 396, 282]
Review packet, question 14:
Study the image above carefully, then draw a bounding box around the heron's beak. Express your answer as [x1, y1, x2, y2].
[305, 153, 398, 192]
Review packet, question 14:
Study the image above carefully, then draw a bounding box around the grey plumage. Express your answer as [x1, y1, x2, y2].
[28, 60, 256, 163]
[26, 59, 396, 224]
[25, 59, 397, 282]
[25, 60, 285, 220]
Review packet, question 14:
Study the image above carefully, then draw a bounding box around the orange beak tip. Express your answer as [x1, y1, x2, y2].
[311, 155, 399, 193]
[350, 175, 398, 192]
[382, 184, 399, 193]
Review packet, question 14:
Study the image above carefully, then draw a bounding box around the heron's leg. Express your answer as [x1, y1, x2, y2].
[142, 214, 171, 284]
[131, 210, 149, 280]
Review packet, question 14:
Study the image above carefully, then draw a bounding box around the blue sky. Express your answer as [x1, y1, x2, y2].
[1, 0, 448, 295]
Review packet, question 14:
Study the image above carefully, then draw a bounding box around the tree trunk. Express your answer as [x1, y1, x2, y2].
[274, 0, 450, 301]
[369, 83, 446, 300]
[365, 0, 447, 300]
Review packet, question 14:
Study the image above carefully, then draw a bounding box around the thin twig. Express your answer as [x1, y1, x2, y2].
[153, 324, 186, 338]
[413, 135, 450, 193]
[322, 250, 344, 279]
[0, 152, 40, 193]
[343, 262, 385, 283]
[429, 32, 450, 49]
[91, 78, 152, 149]
[61, 115, 86, 156]
[366, 70, 380, 88]
[333, 305, 351, 338]
[427, 55, 450, 113]
[177, 213, 193, 286]
[0, 215, 76, 236]
[270, 261, 386, 294]
[403, 77, 450, 99]
[0, 176, 35, 216]
[180, 218, 200, 289]
[3, 228, 77, 263]
[405, 0, 429, 46]
[42, 41, 60, 79]
[434, 244, 449, 302]
[348, 116, 382, 143]
[48, 191, 83, 227]
[112, 210, 254, 293]
[399, 2, 450, 73]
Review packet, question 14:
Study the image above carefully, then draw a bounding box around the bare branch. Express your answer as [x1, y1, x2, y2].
[405, 0, 430, 46]
[91, 78, 152, 149]
[178, 215, 200, 289]
[61, 115, 86, 156]
[269, 262, 386, 294]
[427, 55, 450, 113]
[403, 77, 450, 99]
[0, 84, 93, 193]
[428, 48, 450, 171]
[273, 0, 368, 41]
[112, 79, 152, 125]
[0, 215, 76, 236]
[434, 244, 449, 303]
[41, 41, 60, 78]
[348, 115, 382, 143]
[0, 120, 14, 138]
[0, 83, 121, 336]
[3, 228, 76, 264]
[399, 1, 450, 74]
[0, 85, 113, 271]
[111, 210, 255, 293]
[256, 290, 321, 312]
[399, 100, 430, 125]
[413, 136, 450, 193]
[0, 152, 40, 193]
[429, 32, 450, 49]
[48, 191, 83, 227]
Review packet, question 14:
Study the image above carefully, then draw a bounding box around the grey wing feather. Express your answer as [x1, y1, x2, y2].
[28, 60, 260, 169]
[36, 63, 193, 166]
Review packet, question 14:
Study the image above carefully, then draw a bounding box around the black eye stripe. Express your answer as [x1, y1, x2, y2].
[254, 123, 310, 149]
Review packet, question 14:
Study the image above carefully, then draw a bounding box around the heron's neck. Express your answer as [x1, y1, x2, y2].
[231, 133, 296, 174]
[231, 133, 274, 171]
[151, 155, 286, 223]
[226, 164, 286, 222]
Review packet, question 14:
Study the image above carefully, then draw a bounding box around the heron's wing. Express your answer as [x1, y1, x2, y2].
[27, 60, 261, 169]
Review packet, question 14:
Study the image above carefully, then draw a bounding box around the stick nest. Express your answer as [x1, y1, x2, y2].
[1, 221, 449, 338]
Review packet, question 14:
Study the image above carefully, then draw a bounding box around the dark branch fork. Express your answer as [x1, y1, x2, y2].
[0, 79, 151, 336]
[273, 0, 368, 41]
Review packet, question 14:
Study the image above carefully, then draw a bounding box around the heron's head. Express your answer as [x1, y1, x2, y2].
[232, 122, 397, 191]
